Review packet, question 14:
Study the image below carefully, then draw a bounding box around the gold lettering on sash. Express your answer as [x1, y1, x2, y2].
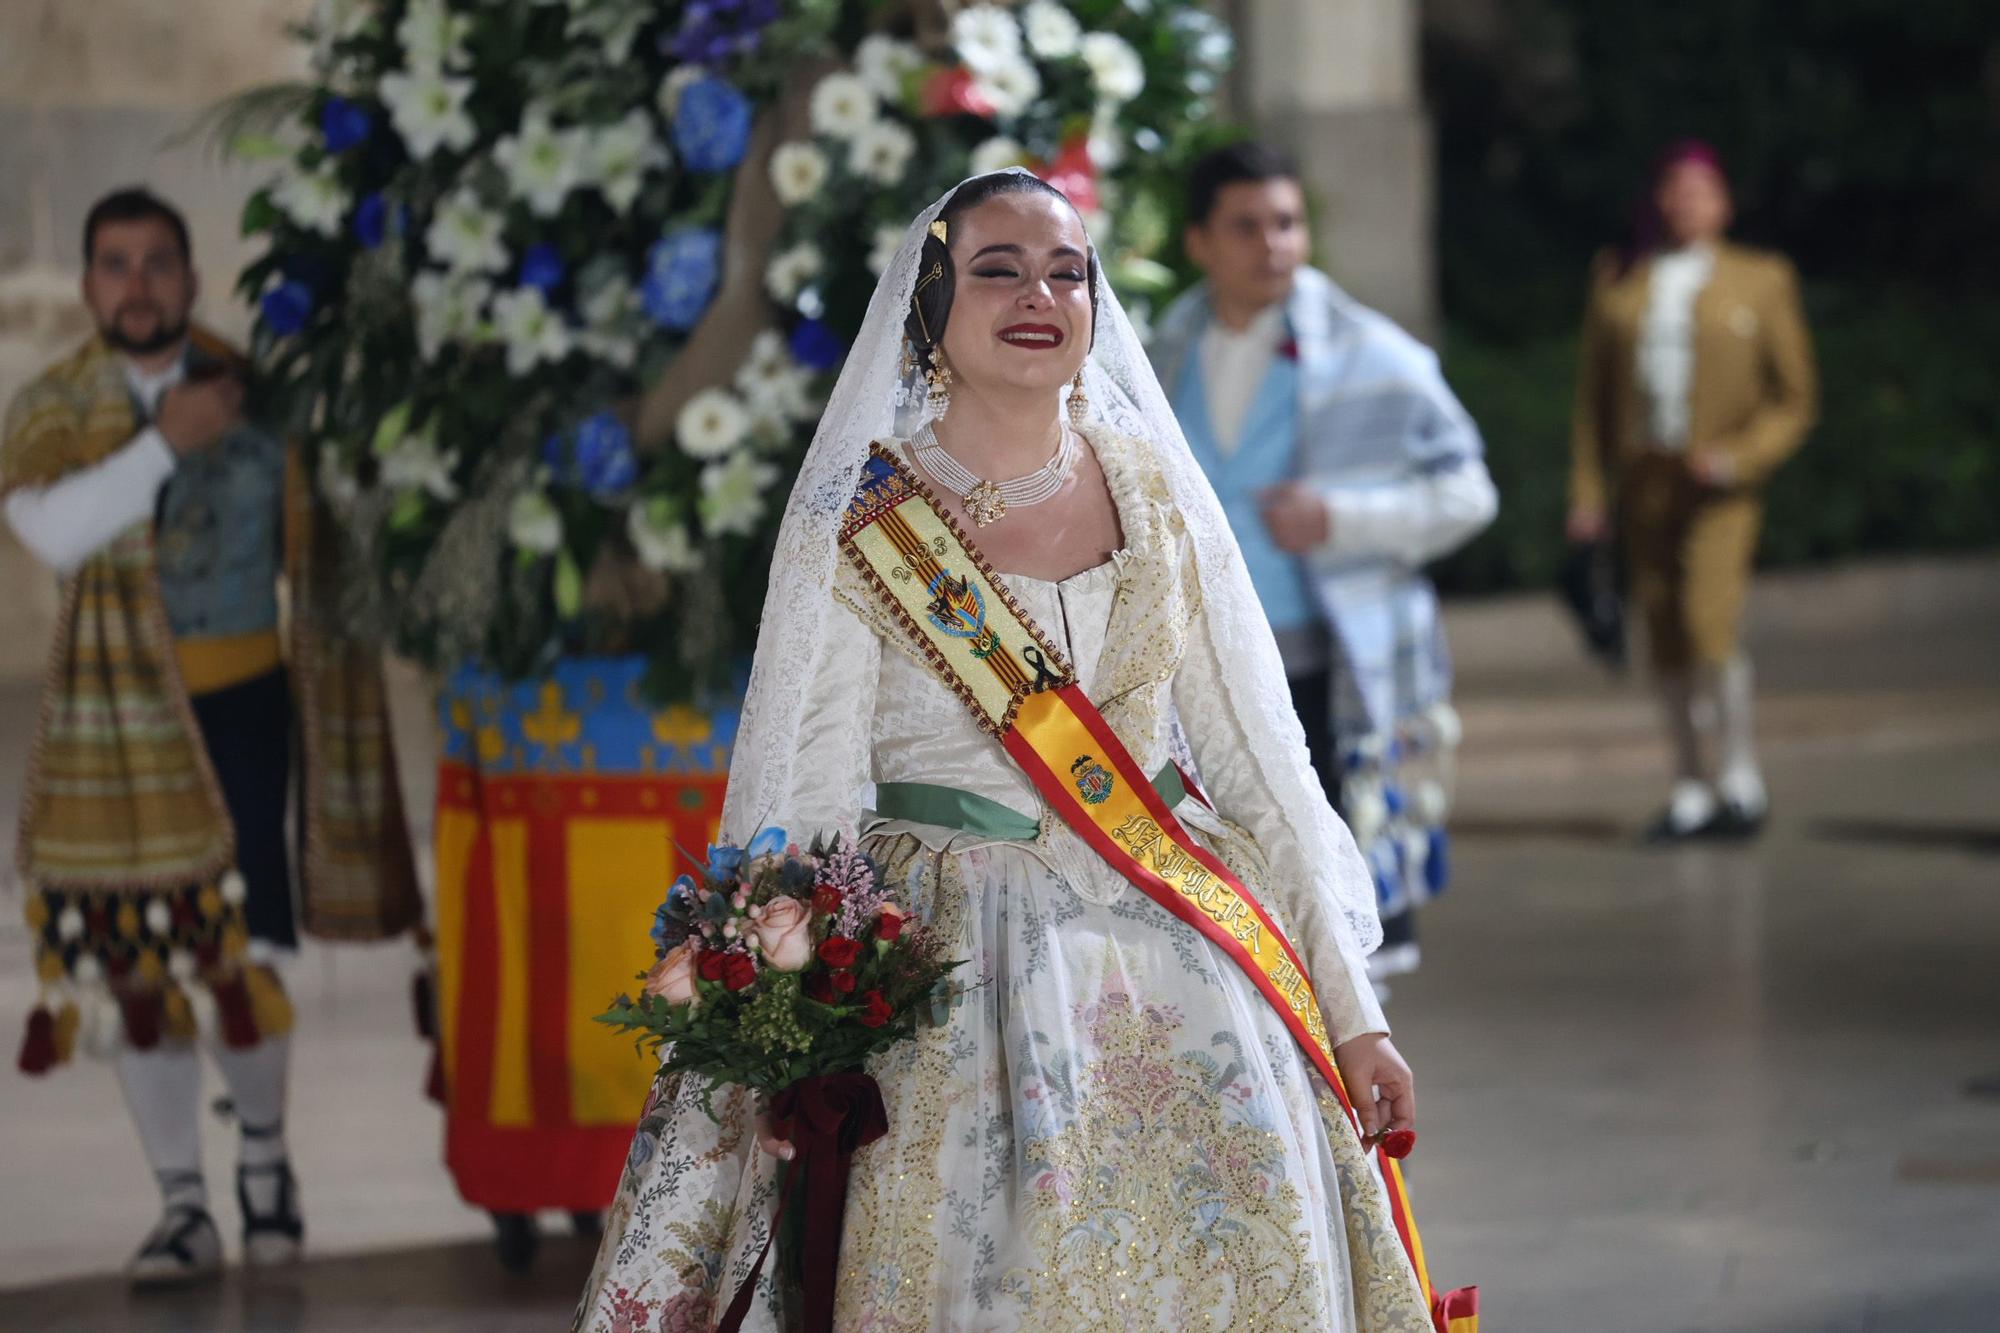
[1112, 814, 1163, 859]
[1153, 843, 1195, 880]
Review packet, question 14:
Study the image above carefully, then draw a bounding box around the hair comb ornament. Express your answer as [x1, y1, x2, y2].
[929, 220, 948, 244]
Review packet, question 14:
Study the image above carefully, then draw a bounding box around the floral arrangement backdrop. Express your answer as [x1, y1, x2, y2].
[238, 0, 1230, 693]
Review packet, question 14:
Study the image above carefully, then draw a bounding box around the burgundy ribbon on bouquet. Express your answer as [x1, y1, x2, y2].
[716, 1072, 890, 1333]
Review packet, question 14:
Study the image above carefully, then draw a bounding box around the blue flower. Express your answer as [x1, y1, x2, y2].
[641, 229, 722, 330]
[519, 243, 566, 296]
[260, 280, 314, 335]
[573, 412, 637, 498]
[353, 192, 388, 249]
[320, 96, 372, 154]
[705, 842, 744, 880]
[787, 319, 845, 372]
[673, 78, 752, 173]
[746, 826, 788, 859]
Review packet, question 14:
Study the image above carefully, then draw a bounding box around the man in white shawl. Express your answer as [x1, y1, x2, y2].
[1149, 141, 1497, 985]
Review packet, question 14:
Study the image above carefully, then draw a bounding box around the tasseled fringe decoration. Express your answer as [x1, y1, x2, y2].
[117, 989, 165, 1050]
[162, 986, 197, 1041]
[242, 965, 293, 1038]
[424, 1046, 446, 1105]
[52, 1003, 80, 1062]
[212, 972, 260, 1049]
[16, 1005, 56, 1075]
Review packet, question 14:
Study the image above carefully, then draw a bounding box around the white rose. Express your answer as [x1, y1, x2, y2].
[1079, 32, 1145, 103]
[768, 142, 830, 207]
[970, 136, 1028, 176]
[507, 490, 564, 554]
[1021, 2, 1082, 58]
[847, 121, 916, 186]
[764, 242, 823, 303]
[952, 5, 1024, 74]
[809, 72, 878, 140]
[675, 387, 749, 460]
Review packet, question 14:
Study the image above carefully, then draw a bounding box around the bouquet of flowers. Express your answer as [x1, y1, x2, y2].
[599, 826, 965, 1332]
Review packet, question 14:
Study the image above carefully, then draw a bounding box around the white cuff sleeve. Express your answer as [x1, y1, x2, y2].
[3, 428, 176, 574]
[1319, 460, 1498, 567]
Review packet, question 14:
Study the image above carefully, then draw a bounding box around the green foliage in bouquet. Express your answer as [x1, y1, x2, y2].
[229, 0, 1231, 694]
[597, 827, 967, 1113]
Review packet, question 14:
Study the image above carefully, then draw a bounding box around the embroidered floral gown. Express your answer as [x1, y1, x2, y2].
[575, 431, 1433, 1333]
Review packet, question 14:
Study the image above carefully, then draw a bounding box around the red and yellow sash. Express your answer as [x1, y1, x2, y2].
[841, 446, 1474, 1329]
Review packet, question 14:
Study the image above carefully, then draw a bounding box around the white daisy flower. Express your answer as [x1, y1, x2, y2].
[768, 141, 830, 207]
[491, 286, 572, 375]
[970, 135, 1028, 176]
[379, 67, 477, 160]
[411, 268, 494, 361]
[627, 501, 702, 573]
[1021, 2, 1082, 58]
[496, 107, 587, 218]
[397, 0, 472, 71]
[587, 111, 669, 216]
[847, 121, 916, 186]
[972, 56, 1043, 119]
[809, 73, 878, 141]
[675, 387, 750, 460]
[764, 242, 823, 304]
[699, 452, 781, 536]
[1080, 32, 1145, 103]
[952, 5, 1024, 74]
[424, 190, 508, 276]
[507, 489, 564, 554]
[854, 34, 923, 100]
[270, 161, 349, 238]
[656, 65, 707, 120]
[866, 224, 903, 276]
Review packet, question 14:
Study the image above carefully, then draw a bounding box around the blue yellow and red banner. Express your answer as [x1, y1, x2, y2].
[432, 657, 732, 1212]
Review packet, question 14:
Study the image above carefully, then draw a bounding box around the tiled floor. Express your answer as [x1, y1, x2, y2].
[1, 559, 1996, 1332]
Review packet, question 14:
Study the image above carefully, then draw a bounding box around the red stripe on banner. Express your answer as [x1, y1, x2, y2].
[526, 796, 573, 1129]
[436, 772, 728, 821]
[1381, 1153, 1435, 1304]
[449, 803, 499, 1151]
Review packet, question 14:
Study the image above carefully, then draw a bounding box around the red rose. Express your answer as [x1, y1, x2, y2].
[818, 937, 860, 969]
[721, 953, 758, 992]
[857, 989, 893, 1028]
[874, 902, 907, 943]
[804, 972, 836, 1004]
[697, 949, 728, 983]
[811, 884, 844, 916]
[831, 970, 857, 995]
[1378, 1128, 1418, 1160]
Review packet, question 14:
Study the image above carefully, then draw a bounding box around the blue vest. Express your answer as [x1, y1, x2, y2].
[1172, 346, 1316, 631]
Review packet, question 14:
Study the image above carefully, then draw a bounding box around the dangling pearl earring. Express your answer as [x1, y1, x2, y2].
[925, 357, 953, 417]
[1066, 369, 1090, 426]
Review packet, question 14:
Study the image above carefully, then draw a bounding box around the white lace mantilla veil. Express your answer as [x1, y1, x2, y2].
[721, 168, 1383, 956]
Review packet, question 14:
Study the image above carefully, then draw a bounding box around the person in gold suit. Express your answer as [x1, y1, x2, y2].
[1567, 140, 1818, 841]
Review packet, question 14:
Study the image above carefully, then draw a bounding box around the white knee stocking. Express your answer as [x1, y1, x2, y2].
[207, 1032, 291, 1168]
[115, 1042, 206, 1209]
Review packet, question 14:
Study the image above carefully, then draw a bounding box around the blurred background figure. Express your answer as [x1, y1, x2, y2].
[1566, 141, 1817, 842]
[1150, 141, 1496, 987]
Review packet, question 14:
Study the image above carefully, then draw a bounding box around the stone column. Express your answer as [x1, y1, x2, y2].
[1226, 0, 1436, 340]
[0, 0, 307, 678]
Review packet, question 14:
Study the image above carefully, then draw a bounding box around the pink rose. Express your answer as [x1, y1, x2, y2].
[747, 897, 813, 972]
[643, 943, 700, 1005]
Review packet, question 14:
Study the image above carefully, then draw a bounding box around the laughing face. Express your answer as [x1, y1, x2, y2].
[937, 190, 1093, 403]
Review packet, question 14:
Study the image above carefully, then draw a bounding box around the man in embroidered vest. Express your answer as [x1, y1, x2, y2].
[3, 188, 420, 1285]
[1149, 142, 1498, 989]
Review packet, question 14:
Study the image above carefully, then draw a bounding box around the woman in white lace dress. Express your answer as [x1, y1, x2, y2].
[575, 172, 1436, 1333]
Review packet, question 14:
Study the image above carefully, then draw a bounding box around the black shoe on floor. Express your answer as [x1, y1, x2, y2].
[1708, 800, 1768, 840]
[129, 1203, 223, 1289]
[1643, 806, 1721, 844]
[238, 1160, 305, 1267]
[491, 1211, 540, 1272]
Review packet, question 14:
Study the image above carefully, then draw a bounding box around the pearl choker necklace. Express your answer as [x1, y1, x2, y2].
[910, 421, 1078, 527]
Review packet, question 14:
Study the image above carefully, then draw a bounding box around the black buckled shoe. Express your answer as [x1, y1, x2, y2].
[129, 1201, 222, 1289]
[238, 1160, 305, 1266]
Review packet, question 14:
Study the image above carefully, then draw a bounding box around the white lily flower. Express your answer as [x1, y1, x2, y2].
[490, 286, 573, 375]
[397, 0, 472, 69]
[1021, 2, 1081, 58]
[952, 5, 1024, 74]
[1080, 32, 1145, 103]
[764, 242, 823, 304]
[424, 189, 508, 276]
[588, 110, 668, 215]
[580, 272, 635, 330]
[496, 107, 587, 218]
[847, 121, 916, 186]
[970, 135, 1028, 176]
[699, 452, 780, 537]
[411, 269, 493, 361]
[271, 161, 349, 238]
[379, 429, 460, 502]
[379, 67, 477, 160]
[627, 501, 701, 573]
[675, 387, 749, 460]
[972, 56, 1042, 119]
[507, 490, 564, 554]
[854, 34, 923, 99]
[809, 73, 878, 141]
[768, 142, 830, 207]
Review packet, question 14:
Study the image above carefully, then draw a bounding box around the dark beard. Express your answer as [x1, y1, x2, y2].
[100, 311, 190, 357]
